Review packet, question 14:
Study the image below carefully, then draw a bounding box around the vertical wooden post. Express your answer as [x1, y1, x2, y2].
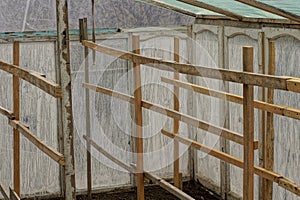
[80, 18, 92, 200]
[13, 41, 20, 196]
[56, 0, 76, 199]
[219, 25, 231, 199]
[264, 41, 275, 200]
[187, 25, 197, 182]
[132, 35, 144, 200]
[173, 37, 182, 189]
[243, 46, 254, 200]
[259, 31, 266, 200]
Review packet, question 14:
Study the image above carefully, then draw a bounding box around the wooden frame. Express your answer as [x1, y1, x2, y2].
[81, 38, 300, 199]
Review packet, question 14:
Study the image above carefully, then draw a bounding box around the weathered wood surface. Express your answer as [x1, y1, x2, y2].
[0, 181, 9, 200]
[161, 129, 300, 196]
[8, 120, 65, 166]
[0, 61, 61, 98]
[235, 0, 300, 24]
[144, 172, 195, 200]
[177, 0, 243, 20]
[242, 46, 254, 200]
[83, 82, 258, 148]
[82, 40, 300, 92]
[161, 77, 300, 120]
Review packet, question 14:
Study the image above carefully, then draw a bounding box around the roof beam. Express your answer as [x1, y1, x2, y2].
[177, 0, 243, 20]
[235, 0, 300, 24]
[137, 0, 197, 17]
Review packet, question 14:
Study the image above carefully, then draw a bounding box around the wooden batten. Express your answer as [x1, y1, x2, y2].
[132, 35, 145, 200]
[235, 0, 300, 24]
[0, 182, 9, 200]
[9, 120, 65, 166]
[242, 46, 255, 200]
[177, 0, 243, 20]
[173, 37, 181, 190]
[82, 40, 300, 92]
[161, 77, 300, 120]
[9, 187, 20, 200]
[0, 61, 62, 98]
[83, 82, 259, 148]
[161, 129, 300, 196]
[264, 41, 275, 200]
[13, 41, 20, 196]
[0, 106, 14, 119]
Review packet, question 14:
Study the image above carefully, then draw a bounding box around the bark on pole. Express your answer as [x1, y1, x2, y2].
[56, 0, 76, 199]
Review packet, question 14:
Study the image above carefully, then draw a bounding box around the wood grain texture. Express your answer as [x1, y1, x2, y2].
[242, 46, 254, 200]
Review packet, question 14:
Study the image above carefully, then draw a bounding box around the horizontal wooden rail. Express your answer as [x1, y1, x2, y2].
[0, 182, 9, 200]
[144, 172, 195, 200]
[82, 40, 300, 93]
[161, 129, 300, 196]
[83, 83, 259, 148]
[0, 107, 14, 119]
[161, 77, 300, 120]
[84, 135, 195, 200]
[0, 61, 62, 98]
[8, 120, 65, 166]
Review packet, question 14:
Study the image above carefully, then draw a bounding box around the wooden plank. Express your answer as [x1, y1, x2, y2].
[173, 37, 181, 190]
[177, 0, 243, 20]
[0, 106, 14, 119]
[132, 35, 144, 200]
[0, 182, 9, 200]
[83, 83, 259, 148]
[287, 78, 300, 93]
[13, 41, 21, 196]
[144, 172, 195, 200]
[84, 135, 195, 199]
[235, 0, 300, 24]
[9, 120, 65, 166]
[161, 77, 300, 120]
[9, 188, 20, 200]
[136, 0, 197, 17]
[0, 61, 62, 98]
[259, 31, 266, 200]
[243, 46, 255, 200]
[83, 135, 135, 173]
[80, 17, 92, 200]
[82, 40, 300, 91]
[161, 129, 300, 196]
[56, 1, 76, 199]
[264, 41, 275, 200]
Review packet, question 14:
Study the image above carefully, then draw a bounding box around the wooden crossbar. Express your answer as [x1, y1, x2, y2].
[161, 129, 300, 196]
[0, 107, 14, 119]
[0, 182, 9, 200]
[84, 135, 195, 200]
[161, 77, 300, 120]
[0, 61, 62, 98]
[82, 40, 300, 93]
[177, 0, 243, 20]
[9, 188, 20, 200]
[235, 0, 300, 24]
[83, 83, 258, 148]
[8, 120, 65, 166]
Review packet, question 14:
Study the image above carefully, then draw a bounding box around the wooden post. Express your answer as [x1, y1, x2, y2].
[263, 41, 275, 200]
[80, 18, 92, 200]
[259, 31, 266, 200]
[13, 41, 20, 196]
[219, 25, 231, 199]
[243, 46, 254, 200]
[173, 37, 182, 189]
[56, 0, 76, 199]
[132, 35, 144, 200]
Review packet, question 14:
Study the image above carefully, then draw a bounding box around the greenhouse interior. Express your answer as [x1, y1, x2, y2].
[0, 0, 299, 200]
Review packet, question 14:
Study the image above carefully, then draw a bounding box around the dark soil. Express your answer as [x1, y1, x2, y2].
[23, 180, 220, 200]
[78, 181, 220, 200]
